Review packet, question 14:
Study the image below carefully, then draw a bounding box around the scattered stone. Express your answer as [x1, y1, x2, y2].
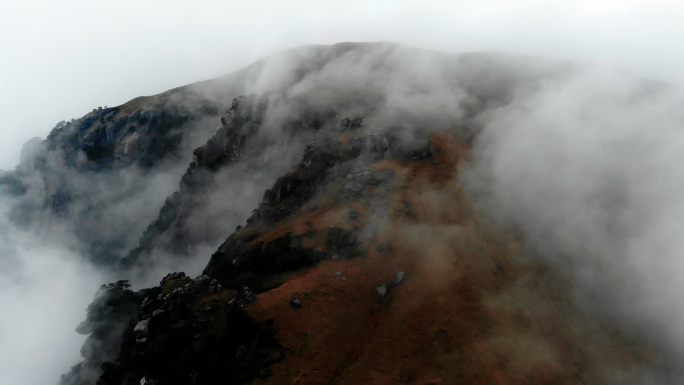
[300, 292, 310, 298]
[241, 287, 256, 303]
[335, 271, 342, 276]
[290, 298, 303, 308]
[376, 283, 387, 297]
[152, 309, 165, 317]
[134, 319, 150, 334]
[136, 338, 147, 343]
[393, 272, 406, 286]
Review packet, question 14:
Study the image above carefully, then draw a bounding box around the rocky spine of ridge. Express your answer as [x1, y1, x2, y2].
[60, 281, 145, 385]
[118, 95, 335, 270]
[202, 125, 432, 290]
[118, 95, 267, 269]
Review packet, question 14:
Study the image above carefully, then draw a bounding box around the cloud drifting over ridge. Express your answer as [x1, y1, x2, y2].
[2, 0, 684, 168]
[464, 67, 684, 374]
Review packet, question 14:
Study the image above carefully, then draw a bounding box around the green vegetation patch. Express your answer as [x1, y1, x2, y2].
[161, 278, 185, 294]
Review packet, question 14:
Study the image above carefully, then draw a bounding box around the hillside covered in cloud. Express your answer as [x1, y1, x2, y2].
[1, 42, 682, 384]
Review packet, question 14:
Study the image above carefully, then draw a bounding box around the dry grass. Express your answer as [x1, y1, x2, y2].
[237, 131, 653, 384]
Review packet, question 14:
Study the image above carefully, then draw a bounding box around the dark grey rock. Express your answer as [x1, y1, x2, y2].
[134, 319, 150, 334]
[394, 272, 406, 286]
[290, 298, 303, 308]
[376, 283, 387, 297]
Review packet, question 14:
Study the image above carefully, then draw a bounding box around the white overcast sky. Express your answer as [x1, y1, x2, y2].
[1, 0, 683, 170]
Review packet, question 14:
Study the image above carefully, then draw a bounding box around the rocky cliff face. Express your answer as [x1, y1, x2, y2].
[118, 94, 332, 273]
[2, 42, 667, 385]
[0, 90, 225, 265]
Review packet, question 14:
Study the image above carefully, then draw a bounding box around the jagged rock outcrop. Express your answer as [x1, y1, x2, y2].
[119, 95, 333, 270]
[118, 96, 267, 269]
[60, 281, 143, 385]
[202, 128, 406, 287]
[0, 94, 224, 265]
[94, 273, 281, 385]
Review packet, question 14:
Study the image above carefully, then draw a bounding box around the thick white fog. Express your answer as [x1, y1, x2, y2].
[0, 199, 103, 385]
[464, 68, 684, 363]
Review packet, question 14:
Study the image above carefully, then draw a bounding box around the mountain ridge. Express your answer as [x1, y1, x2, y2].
[0, 42, 670, 385]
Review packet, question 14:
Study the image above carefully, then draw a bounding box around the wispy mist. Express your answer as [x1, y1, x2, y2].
[465, 67, 684, 375]
[0, 107, 223, 384]
[0, 198, 104, 385]
[3, 1, 684, 170]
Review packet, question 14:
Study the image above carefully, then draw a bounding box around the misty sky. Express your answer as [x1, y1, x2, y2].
[1, 0, 683, 169]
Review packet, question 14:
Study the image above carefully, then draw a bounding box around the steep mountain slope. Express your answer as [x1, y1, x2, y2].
[66, 111, 657, 384]
[2, 43, 670, 384]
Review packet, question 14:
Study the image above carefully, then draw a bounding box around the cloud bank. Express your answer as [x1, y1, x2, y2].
[465, 67, 684, 375]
